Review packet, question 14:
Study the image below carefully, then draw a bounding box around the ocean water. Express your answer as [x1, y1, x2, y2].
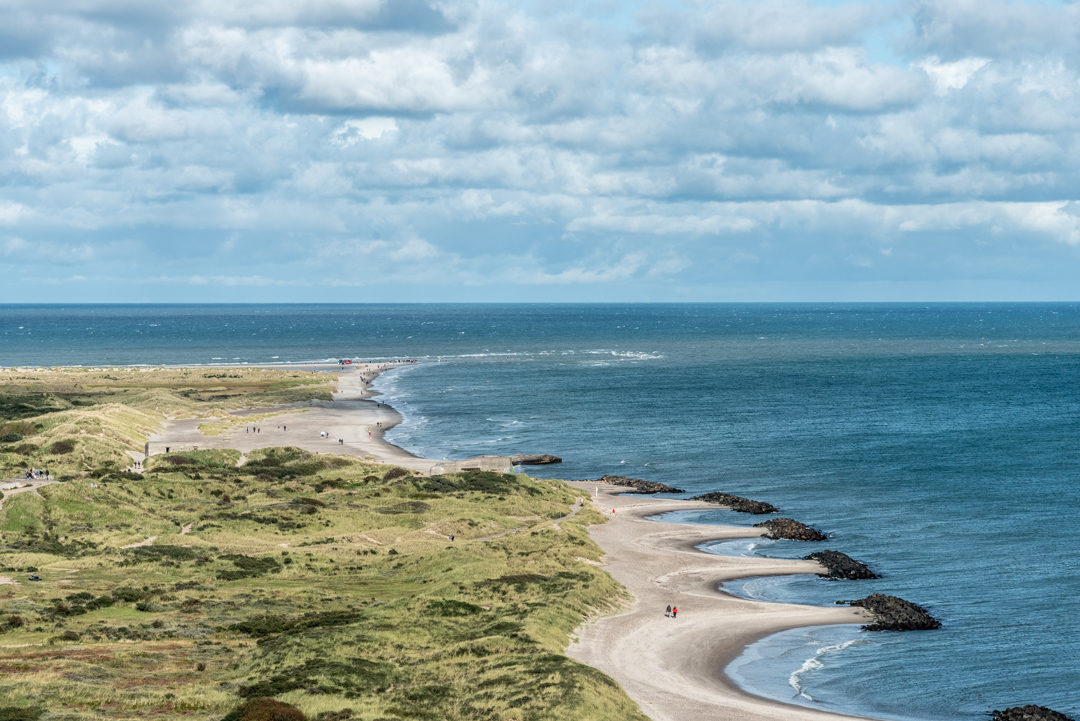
[2, 303, 1078, 720]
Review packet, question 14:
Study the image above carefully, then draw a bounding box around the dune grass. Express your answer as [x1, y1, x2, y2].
[0, 367, 334, 479]
[0, 446, 645, 721]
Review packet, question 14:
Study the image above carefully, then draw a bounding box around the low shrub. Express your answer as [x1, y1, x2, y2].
[375, 501, 430, 515]
[112, 586, 150, 603]
[120, 545, 202, 566]
[217, 554, 282, 581]
[221, 697, 306, 721]
[47, 440, 75, 455]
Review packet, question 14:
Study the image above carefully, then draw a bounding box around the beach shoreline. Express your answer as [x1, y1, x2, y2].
[146, 361, 436, 472]
[3, 360, 884, 720]
[149, 362, 884, 720]
[146, 361, 523, 476]
[566, 483, 877, 721]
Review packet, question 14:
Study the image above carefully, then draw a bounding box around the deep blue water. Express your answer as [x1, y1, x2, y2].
[1, 303, 1078, 720]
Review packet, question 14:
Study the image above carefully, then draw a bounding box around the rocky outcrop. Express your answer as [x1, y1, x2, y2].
[805, 550, 879, 580]
[847, 593, 941, 631]
[992, 706, 1075, 721]
[510, 454, 562, 465]
[691, 492, 778, 514]
[753, 517, 827, 541]
[579, 475, 685, 494]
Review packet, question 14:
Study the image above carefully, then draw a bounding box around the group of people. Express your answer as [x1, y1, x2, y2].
[24, 468, 50, 480]
[665, 604, 678, 619]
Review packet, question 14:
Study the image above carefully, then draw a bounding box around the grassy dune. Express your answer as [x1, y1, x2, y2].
[0, 367, 334, 479]
[0, 368, 646, 721]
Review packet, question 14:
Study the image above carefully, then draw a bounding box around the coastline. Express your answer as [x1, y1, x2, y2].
[143, 361, 882, 720]
[566, 484, 876, 721]
[0, 361, 900, 721]
[147, 362, 436, 472]
[151, 361, 883, 720]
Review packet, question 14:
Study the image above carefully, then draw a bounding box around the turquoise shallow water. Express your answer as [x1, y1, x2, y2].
[2, 303, 1078, 720]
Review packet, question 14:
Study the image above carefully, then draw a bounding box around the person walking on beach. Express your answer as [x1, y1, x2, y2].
[672, 606, 678, 619]
[665, 604, 671, 617]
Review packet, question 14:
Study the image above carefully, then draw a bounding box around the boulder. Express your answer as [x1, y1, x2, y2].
[753, 517, 827, 541]
[691, 492, 778, 514]
[846, 593, 941, 631]
[510, 454, 562, 465]
[805, 550, 879, 580]
[992, 706, 1075, 721]
[579, 475, 685, 494]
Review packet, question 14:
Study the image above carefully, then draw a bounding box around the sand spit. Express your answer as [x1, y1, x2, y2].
[148, 363, 437, 473]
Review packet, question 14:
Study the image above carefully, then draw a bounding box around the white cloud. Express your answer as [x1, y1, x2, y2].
[332, 117, 397, 146]
[918, 56, 990, 94]
[3, 0, 1080, 300]
[0, 203, 30, 225]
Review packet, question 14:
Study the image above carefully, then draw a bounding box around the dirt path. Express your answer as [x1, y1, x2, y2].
[120, 535, 157, 549]
[0, 478, 59, 511]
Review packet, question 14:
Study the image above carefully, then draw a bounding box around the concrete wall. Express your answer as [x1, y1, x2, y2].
[427, 455, 515, 475]
[145, 441, 205, 457]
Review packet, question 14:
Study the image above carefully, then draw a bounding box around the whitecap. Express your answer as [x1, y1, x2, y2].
[788, 637, 863, 703]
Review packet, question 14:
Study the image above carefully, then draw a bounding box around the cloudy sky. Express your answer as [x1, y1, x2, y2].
[3, 0, 1080, 302]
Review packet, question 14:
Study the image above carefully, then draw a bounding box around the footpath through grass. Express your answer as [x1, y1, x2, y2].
[0, 448, 646, 721]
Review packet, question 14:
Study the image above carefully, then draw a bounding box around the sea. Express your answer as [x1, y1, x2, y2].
[2, 303, 1077, 721]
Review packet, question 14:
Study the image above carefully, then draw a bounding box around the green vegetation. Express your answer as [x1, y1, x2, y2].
[0, 369, 644, 721]
[0, 367, 334, 480]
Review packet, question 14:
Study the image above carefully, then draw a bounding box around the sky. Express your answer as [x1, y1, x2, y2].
[3, 0, 1080, 302]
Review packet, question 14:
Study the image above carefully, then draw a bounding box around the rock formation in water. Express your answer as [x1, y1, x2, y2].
[691, 492, 778, 514]
[992, 706, 1075, 721]
[846, 593, 941, 631]
[577, 475, 685, 494]
[753, 517, 828, 541]
[510, 453, 562, 465]
[805, 550, 879, 580]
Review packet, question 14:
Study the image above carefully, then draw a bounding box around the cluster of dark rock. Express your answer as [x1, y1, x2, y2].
[577, 475, 685, 494]
[992, 706, 1076, 721]
[510, 453, 562, 465]
[805, 550, 879, 580]
[753, 517, 828, 541]
[690, 492, 778, 514]
[673, 480, 1065, 716]
[845, 593, 942, 631]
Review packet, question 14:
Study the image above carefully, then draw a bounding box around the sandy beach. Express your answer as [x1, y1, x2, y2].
[567, 483, 873, 721]
[148, 362, 434, 471]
